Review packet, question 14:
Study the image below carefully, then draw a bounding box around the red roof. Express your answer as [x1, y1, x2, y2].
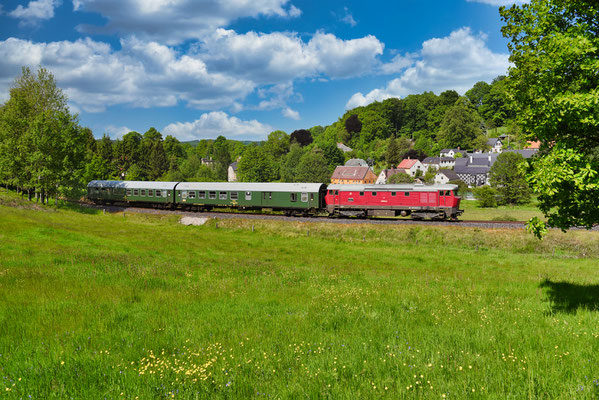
[331, 166, 372, 180]
[397, 159, 418, 169]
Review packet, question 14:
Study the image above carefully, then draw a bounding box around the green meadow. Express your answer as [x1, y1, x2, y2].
[1, 192, 598, 399]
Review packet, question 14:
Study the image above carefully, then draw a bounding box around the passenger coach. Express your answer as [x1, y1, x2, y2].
[326, 183, 462, 220]
[87, 180, 178, 206]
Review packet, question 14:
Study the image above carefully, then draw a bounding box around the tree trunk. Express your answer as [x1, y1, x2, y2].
[28, 189, 32, 201]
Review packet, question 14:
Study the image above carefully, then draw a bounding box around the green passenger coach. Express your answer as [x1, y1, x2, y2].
[87, 180, 179, 206]
[174, 182, 327, 214]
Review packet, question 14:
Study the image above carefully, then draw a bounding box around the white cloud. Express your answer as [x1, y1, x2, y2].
[162, 111, 273, 141]
[466, 0, 528, 5]
[200, 29, 384, 83]
[0, 37, 255, 113]
[341, 7, 357, 27]
[282, 107, 300, 120]
[8, 0, 61, 25]
[346, 27, 509, 109]
[73, 0, 301, 44]
[105, 125, 132, 139]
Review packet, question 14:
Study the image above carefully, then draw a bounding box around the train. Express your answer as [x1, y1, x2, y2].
[87, 180, 463, 220]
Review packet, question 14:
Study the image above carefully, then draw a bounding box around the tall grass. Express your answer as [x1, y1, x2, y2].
[1, 195, 599, 398]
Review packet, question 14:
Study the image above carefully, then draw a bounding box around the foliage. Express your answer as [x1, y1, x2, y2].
[448, 179, 469, 196]
[294, 147, 331, 183]
[290, 129, 313, 147]
[489, 152, 531, 205]
[212, 136, 232, 181]
[475, 186, 498, 208]
[280, 143, 305, 182]
[438, 97, 482, 150]
[344, 114, 362, 134]
[500, 0, 599, 236]
[388, 171, 413, 183]
[237, 145, 277, 182]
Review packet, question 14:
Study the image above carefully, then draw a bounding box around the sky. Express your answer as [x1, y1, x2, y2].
[0, 0, 526, 141]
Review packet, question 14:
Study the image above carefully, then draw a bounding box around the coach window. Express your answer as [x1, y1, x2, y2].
[199, 191, 206, 199]
[149, 190, 155, 197]
[301, 192, 308, 202]
[133, 189, 139, 196]
[219, 192, 227, 200]
[290, 193, 297, 202]
[188, 191, 196, 199]
[209, 191, 216, 199]
[230, 192, 238, 200]
[245, 191, 252, 200]
[126, 189, 132, 196]
[140, 189, 146, 196]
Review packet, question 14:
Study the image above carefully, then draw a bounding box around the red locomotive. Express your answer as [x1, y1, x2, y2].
[325, 183, 462, 220]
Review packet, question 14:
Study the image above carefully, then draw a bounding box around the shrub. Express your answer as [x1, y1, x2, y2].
[475, 186, 498, 208]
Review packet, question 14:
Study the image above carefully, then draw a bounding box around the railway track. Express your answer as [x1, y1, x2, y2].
[81, 202, 529, 230]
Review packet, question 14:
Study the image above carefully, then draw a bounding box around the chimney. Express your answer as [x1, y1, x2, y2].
[469, 155, 473, 163]
[488, 154, 492, 163]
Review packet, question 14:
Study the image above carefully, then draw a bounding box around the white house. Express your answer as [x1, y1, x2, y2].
[434, 169, 460, 185]
[422, 157, 455, 171]
[397, 159, 425, 177]
[486, 138, 503, 153]
[227, 161, 238, 182]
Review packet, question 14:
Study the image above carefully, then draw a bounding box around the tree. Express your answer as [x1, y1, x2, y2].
[319, 142, 344, 169]
[295, 147, 331, 183]
[280, 143, 305, 182]
[345, 114, 362, 134]
[237, 145, 277, 182]
[212, 135, 231, 181]
[263, 130, 289, 161]
[465, 81, 491, 108]
[438, 97, 482, 150]
[385, 137, 402, 167]
[489, 152, 531, 205]
[475, 186, 498, 208]
[500, 0, 599, 236]
[0, 66, 85, 200]
[290, 129, 313, 147]
[388, 172, 414, 183]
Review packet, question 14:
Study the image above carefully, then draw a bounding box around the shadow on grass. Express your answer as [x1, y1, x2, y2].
[540, 279, 599, 314]
[55, 200, 101, 214]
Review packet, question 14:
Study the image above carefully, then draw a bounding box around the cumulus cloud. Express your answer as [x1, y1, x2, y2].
[0, 37, 255, 112]
[340, 7, 357, 27]
[466, 0, 528, 5]
[105, 125, 132, 139]
[282, 107, 300, 120]
[73, 0, 302, 44]
[346, 27, 510, 109]
[200, 29, 384, 83]
[162, 111, 273, 141]
[8, 0, 61, 25]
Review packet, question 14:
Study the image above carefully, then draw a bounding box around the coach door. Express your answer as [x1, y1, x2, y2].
[439, 190, 447, 207]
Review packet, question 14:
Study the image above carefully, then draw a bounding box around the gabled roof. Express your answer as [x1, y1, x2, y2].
[436, 169, 459, 180]
[397, 159, 419, 169]
[331, 166, 373, 180]
[423, 156, 454, 164]
[503, 149, 538, 158]
[229, 161, 238, 171]
[487, 138, 501, 146]
[454, 166, 490, 175]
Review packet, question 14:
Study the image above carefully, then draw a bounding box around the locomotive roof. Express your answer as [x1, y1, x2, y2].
[88, 180, 179, 190]
[327, 183, 458, 192]
[176, 182, 326, 193]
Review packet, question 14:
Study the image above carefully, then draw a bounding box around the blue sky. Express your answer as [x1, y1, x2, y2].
[0, 0, 525, 141]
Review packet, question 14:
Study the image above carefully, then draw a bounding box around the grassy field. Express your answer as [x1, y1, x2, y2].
[1, 191, 599, 398]
[459, 200, 546, 222]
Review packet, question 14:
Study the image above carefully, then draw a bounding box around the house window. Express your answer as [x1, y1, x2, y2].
[219, 192, 227, 200]
[209, 191, 216, 199]
[140, 189, 146, 196]
[230, 192, 238, 200]
[188, 191, 196, 199]
[126, 189, 132, 196]
[290, 193, 297, 202]
[245, 191, 252, 200]
[148, 189, 153, 197]
[199, 191, 206, 199]
[133, 189, 139, 196]
[301, 192, 308, 202]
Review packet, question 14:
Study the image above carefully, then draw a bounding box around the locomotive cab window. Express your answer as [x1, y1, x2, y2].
[290, 193, 297, 202]
[209, 191, 216, 199]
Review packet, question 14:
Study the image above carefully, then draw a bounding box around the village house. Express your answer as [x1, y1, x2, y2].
[439, 148, 466, 158]
[331, 166, 377, 184]
[227, 161, 238, 182]
[486, 138, 503, 153]
[201, 157, 215, 168]
[397, 158, 425, 177]
[421, 156, 455, 171]
[434, 169, 460, 185]
[376, 168, 408, 184]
